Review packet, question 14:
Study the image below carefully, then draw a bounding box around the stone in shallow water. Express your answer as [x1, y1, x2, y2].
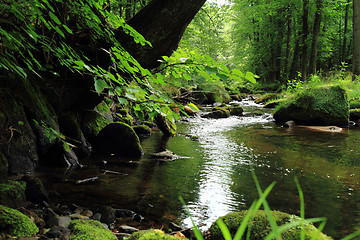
[93, 122, 143, 158]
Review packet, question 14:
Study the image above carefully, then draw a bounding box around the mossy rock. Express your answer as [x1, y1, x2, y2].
[0, 205, 39, 237]
[263, 98, 286, 109]
[81, 111, 110, 143]
[199, 84, 231, 104]
[142, 121, 157, 128]
[93, 122, 143, 158]
[227, 106, 244, 116]
[133, 125, 152, 137]
[208, 210, 332, 240]
[203, 109, 230, 119]
[115, 109, 134, 125]
[0, 180, 26, 207]
[254, 93, 279, 104]
[128, 229, 188, 240]
[273, 85, 349, 126]
[68, 219, 117, 240]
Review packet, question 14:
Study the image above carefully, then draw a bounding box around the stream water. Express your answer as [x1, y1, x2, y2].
[37, 100, 360, 239]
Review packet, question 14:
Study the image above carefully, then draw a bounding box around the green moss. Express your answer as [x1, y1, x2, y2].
[226, 106, 244, 116]
[203, 108, 230, 119]
[133, 125, 151, 136]
[142, 121, 156, 128]
[68, 219, 117, 240]
[81, 111, 110, 142]
[274, 85, 349, 126]
[0, 180, 26, 205]
[254, 93, 279, 104]
[128, 229, 188, 240]
[0, 205, 39, 237]
[208, 210, 332, 240]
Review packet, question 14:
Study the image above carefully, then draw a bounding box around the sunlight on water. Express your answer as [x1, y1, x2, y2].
[182, 113, 274, 230]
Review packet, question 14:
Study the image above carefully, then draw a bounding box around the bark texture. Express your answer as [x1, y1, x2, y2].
[308, 0, 323, 75]
[120, 0, 207, 69]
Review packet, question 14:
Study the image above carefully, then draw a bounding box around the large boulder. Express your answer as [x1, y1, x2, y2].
[208, 210, 332, 240]
[0, 77, 59, 176]
[273, 86, 349, 126]
[93, 122, 143, 158]
[0, 205, 39, 237]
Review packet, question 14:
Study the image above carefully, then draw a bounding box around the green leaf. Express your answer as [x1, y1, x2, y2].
[125, 92, 137, 101]
[49, 11, 61, 25]
[117, 97, 128, 105]
[183, 73, 192, 81]
[232, 68, 244, 77]
[18, 121, 24, 126]
[54, 26, 65, 38]
[205, 66, 218, 75]
[245, 72, 257, 84]
[187, 102, 199, 112]
[63, 25, 73, 34]
[94, 78, 110, 93]
[172, 71, 180, 78]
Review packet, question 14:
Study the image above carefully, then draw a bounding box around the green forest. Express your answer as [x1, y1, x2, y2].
[1, 0, 360, 239]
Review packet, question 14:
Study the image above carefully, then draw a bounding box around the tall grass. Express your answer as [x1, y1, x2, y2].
[180, 169, 360, 240]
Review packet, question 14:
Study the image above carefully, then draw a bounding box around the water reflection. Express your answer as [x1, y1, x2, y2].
[35, 101, 360, 239]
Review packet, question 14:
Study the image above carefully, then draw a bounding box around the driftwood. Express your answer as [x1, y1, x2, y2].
[75, 176, 99, 184]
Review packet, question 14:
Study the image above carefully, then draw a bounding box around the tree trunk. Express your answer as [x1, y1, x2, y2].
[341, 0, 350, 63]
[353, 0, 360, 76]
[308, 0, 323, 75]
[119, 0, 207, 69]
[290, 35, 301, 80]
[283, 14, 293, 81]
[301, 0, 309, 81]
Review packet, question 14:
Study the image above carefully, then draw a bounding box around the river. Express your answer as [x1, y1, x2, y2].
[38, 100, 360, 239]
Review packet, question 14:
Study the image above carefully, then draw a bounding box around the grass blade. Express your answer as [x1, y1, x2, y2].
[264, 217, 327, 240]
[294, 177, 305, 240]
[178, 196, 204, 240]
[341, 231, 360, 240]
[251, 169, 280, 239]
[233, 180, 276, 240]
[216, 218, 233, 240]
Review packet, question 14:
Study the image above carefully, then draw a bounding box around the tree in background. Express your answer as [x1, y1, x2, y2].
[354, 0, 360, 76]
[229, 0, 355, 84]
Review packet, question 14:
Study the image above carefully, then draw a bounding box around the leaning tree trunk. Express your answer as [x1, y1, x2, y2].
[353, 0, 360, 76]
[118, 0, 207, 69]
